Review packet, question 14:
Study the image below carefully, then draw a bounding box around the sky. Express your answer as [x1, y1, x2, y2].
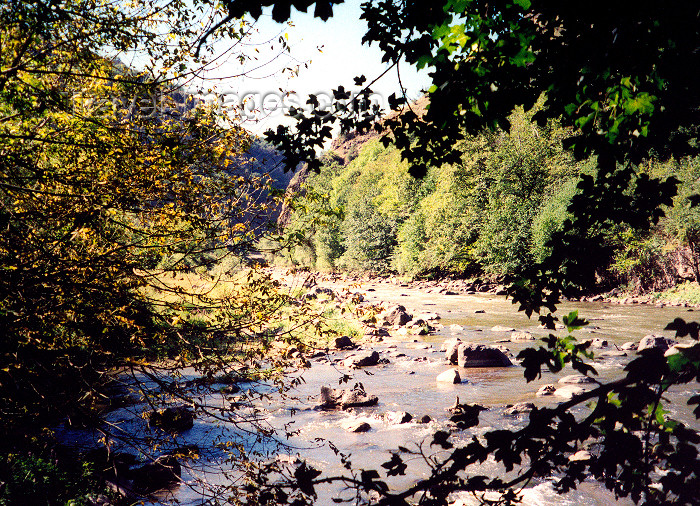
[199, 0, 432, 135]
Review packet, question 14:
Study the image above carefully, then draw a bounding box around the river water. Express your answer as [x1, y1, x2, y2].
[64, 279, 700, 505]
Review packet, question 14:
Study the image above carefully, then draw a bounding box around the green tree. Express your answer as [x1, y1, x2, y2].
[0, 1, 318, 503]
[228, 1, 700, 505]
[660, 157, 700, 283]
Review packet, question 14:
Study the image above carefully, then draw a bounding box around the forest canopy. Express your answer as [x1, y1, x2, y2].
[3, 0, 700, 505]
[0, 2, 321, 503]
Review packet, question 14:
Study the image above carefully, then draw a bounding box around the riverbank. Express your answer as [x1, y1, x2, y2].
[32, 265, 699, 506]
[269, 267, 700, 310]
[250, 267, 699, 506]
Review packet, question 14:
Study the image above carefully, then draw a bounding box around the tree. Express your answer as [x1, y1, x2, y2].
[224, 1, 700, 504]
[0, 1, 322, 503]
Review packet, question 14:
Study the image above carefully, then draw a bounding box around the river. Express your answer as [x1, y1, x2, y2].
[62, 276, 700, 505]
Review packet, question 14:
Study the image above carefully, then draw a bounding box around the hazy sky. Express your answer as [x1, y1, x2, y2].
[205, 0, 432, 135]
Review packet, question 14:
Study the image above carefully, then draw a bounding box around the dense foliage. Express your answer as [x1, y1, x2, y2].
[240, 1, 700, 505]
[4, 0, 700, 504]
[0, 1, 316, 503]
[277, 105, 583, 277]
[278, 108, 700, 293]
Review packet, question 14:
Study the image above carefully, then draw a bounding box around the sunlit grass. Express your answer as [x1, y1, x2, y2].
[651, 281, 700, 306]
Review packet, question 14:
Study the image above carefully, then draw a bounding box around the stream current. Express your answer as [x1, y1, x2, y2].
[63, 279, 700, 505]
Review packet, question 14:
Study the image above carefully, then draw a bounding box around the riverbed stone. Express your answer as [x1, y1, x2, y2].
[638, 335, 676, 352]
[510, 331, 535, 341]
[449, 324, 464, 332]
[385, 411, 413, 424]
[131, 455, 181, 492]
[443, 337, 463, 363]
[318, 386, 379, 409]
[457, 342, 512, 367]
[342, 420, 371, 433]
[621, 341, 638, 350]
[437, 368, 461, 384]
[554, 385, 585, 399]
[385, 305, 412, 326]
[334, 335, 355, 349]
[587, 338, 609, 348]
[558, 374, 595, 384]
[504, 402, 535, 416]
[343, 350, 380, 368]
[536, 384, 557, 396]
[350, 292, 364, 303]
[448, 402, 487, 429]
[147, 406, 194, 433]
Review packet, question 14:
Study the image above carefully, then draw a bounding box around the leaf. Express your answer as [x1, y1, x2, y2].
[381, 453, 407, 476]
[562, 310, 588, 332]
[689, 394, 700, 418]
[664, 318, 700, 339]
[431, 430, 453, 449]
[294, 462, 322, 497]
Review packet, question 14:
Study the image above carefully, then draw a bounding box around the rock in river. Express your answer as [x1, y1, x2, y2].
[536, 384, 556, 396]
[638, 334, 676, 352]
[510, 331, 535, 341]
[385, 411, 413, 424]
[343, 350, 380, 368]
[385, 305, 412, 326]
[342, 420, 372, 433]
[504, 402, 535, 416]
[131, 455, 181, 492]
[558, 374, 595, 384]
[334, 335, 355, 349]
[436, 368, 461, 384]
[554, 385, 585, 399]
[147, 406, 194, 433]
[318, 386, 379, 409]
[456, 342, 512, 367]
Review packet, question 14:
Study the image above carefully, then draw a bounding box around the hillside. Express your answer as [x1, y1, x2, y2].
[273, 103, 700, 295]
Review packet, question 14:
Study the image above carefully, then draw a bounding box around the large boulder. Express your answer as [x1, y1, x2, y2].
[386, 305, 412, 326]
[131, 455, 181, 492]
[456, 343, 512, 367]
[318, 386, 379, 409]
[334, 335, 355, 349]
[436, 369, 461, 384]
[638, 335, 676, 352]
[442, 337, 463, 363]
[343, 350, 380, 368]
[147, 406, 194, 433]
